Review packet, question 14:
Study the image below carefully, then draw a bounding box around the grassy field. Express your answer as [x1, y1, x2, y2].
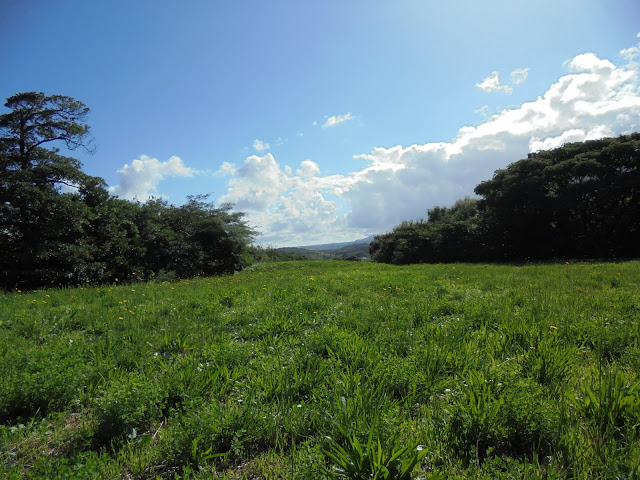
[1, 260, 640, 479]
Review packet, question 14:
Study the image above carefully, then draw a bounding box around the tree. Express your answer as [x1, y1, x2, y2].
[0, 92, 103, 287]
[369, 198, 481, 264]
[475, 134, 640, 260]
[372, 134, 640, 265]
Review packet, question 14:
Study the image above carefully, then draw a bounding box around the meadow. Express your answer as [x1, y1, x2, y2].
[1, 260, 639, 479]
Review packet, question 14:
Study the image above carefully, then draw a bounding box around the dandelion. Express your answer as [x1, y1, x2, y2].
[550, 325, 558, 330]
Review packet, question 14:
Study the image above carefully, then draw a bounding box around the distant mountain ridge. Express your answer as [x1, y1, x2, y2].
[298, 236, 374, 251]
[277, 236, 373, 260]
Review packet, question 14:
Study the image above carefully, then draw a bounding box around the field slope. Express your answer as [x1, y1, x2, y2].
[1, 261, 640, 478]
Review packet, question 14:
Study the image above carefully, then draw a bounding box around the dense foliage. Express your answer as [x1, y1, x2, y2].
[1, 261, 639, 478]
[371, 134, 640, 264]
[0, 93, 254, 289]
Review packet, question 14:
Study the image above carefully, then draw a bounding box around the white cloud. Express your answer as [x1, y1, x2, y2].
[220, 41, 640, 246]
[214, 161, 236, 177]
[474, 105, 490, 117]
[621, 33, 640, 60]
[323, 112, 354, 128]
[109, 155, 197, 201]
[476, 72, 513, 94]
[219, 154, 355, 246]
[510, 67, 530, 85]
[253, 139, 270, 151]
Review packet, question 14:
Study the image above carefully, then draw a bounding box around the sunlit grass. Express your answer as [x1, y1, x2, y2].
[1, 260, 639, 478]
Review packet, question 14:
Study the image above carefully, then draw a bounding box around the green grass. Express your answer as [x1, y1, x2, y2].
[1, 260, 640, 478]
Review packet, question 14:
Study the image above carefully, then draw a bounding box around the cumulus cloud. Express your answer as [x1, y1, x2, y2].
[214, 161, 236, 177]
[220, 38, 640, 246]
[253, 139, 270, 151]
[219, 154, 354, 245]
[323, 112, 354, 128]
[476, 72, 513, 94]
[109, 155, 198, 201]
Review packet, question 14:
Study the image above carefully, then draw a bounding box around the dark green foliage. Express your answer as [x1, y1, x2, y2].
[1, 92, 254, 289]
[475, 134, 640, 261]
[372, 134, 640, 264]
[0, 92, 103, 287]
[370, 197, 482, 264]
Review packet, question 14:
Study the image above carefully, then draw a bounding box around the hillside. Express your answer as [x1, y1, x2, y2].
[2, 260, 640, 478]
[278, 236, 372, 260]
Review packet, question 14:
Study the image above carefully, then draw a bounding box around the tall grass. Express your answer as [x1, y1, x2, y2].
[1, 260, 639, 478]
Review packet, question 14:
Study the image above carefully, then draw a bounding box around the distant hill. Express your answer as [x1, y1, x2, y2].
[277, 236, 373, 260]
[299, 236, 374, 251]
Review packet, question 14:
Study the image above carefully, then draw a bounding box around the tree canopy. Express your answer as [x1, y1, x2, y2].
[1, 92, 255, 289]
[371, 134, 640, 264]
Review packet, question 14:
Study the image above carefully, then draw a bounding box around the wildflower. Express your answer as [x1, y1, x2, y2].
[550, 325, 558, 330]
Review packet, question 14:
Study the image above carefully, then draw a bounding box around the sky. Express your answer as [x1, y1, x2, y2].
[1, 1, 640, 247]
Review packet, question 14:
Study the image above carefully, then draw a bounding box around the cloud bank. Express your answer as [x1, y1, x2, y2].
[222, 40, 640, 246]
[109, 155, 198, 201]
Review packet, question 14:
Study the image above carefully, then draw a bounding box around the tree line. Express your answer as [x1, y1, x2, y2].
[370, 133, 640, 264]
[1, 92, 256, 289]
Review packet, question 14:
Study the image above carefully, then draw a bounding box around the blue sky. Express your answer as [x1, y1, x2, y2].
[2, 1, 640, 246]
